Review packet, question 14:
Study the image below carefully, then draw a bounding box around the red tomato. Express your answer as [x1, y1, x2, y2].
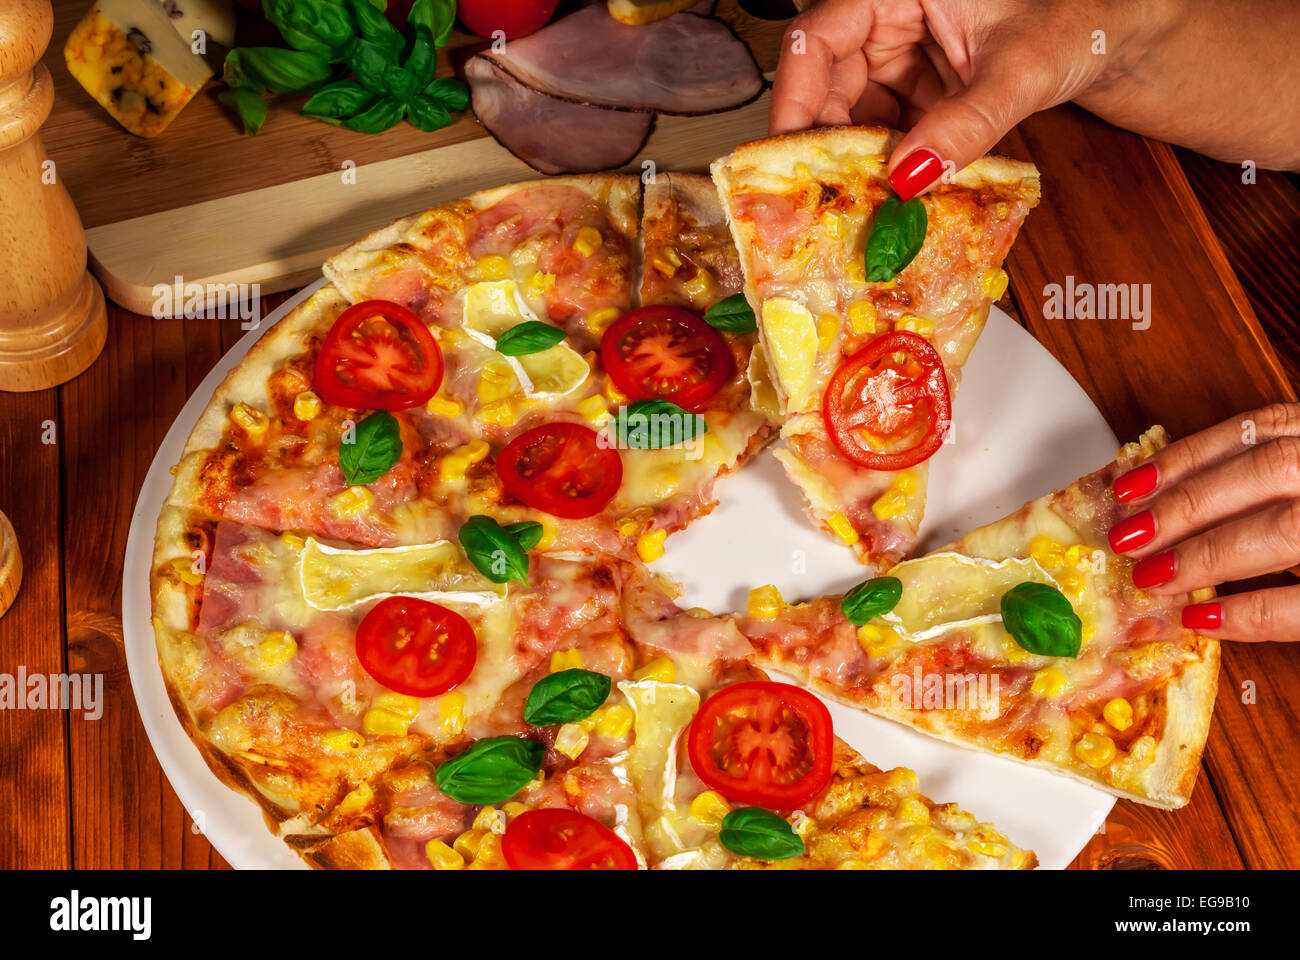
[458, 0, 558, 39]
[315, 300, 443, 411]
[687, 681, 834, 809]
[495, 422, 622, 519]
[600, 306, 735, 411]
[355, 596, 477, 698]
[822, 330, 952, 471]
[502, 809, 638, 870]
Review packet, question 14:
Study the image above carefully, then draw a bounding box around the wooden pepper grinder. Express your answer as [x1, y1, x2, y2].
[0, 509, 19, 619]
[0, 0, 106, 392]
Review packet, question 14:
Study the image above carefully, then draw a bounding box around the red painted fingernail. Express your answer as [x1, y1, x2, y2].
[1108, 510, 1155, 553]
[1112, 462, 1158, 504]
[889, 148, 943, 200]
[1182, 601, 1223, 631]
[1132, 550, 1176, 589]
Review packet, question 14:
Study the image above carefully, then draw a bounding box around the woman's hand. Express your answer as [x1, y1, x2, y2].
[1107, 404, 1300, 642]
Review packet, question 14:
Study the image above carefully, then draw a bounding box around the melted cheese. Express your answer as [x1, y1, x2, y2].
[462, 280, 590, 399]
[298, 537, 501, 611]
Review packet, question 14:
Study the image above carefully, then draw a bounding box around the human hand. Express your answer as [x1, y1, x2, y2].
[1107, 404, 1300, 642]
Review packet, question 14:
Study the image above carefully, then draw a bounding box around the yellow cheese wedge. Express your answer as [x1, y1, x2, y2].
[607, 0, 698, 25]
[298, 538, 503, 611]
[884, 552, 1057, 639]
[462, 281, 590, 399]
[760, 297, 820, 413]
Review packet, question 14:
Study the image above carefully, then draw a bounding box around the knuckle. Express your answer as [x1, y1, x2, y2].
[1278, 499, 1300, 554]
[1242, 590, 1275, 633]
[1161, 481, 1206, 531]
[1259, 437, 1300, 490]
[1195, 534, 1231, 583]
[1254, 402, 1300, 438]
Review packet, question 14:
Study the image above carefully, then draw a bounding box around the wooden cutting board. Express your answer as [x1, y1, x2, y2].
[41, 0, 789, 315]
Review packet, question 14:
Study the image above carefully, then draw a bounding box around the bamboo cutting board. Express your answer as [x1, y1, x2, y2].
[41, 0, 788, 315]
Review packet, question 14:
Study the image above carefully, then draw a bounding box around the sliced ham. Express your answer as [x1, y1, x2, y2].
[467, 57, 653, 175]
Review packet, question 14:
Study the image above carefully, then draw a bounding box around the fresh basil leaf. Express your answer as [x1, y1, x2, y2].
[383, 64, 420, 101]
[423, 77, 470, 111]
[864, 195, 928, 283]
[703, 293, 757, 334]
[408, 0, 457, 47]
[523, 669, 612, 726]
[434, 736, 546, 805]
[339, 410, 402, 486]
[346, 0, 405, 60]
[264, 0, 355, 60]
[840, 576, 903, 626]
[403, 25, 437, 85]
[459, 515, 531, 585]
[343, 95, 407, 133]
[495, 321, 566, 357]
[347, 37, 397, 94]
[406, 94, 450, 131]
[218, 85, 268, 136]
[302, 79, 374, 119]
[223, 47, 333, 94]
[505, 521, 545, 553]
[719, 807, 804, 860]
[1001, 581, 1082, 658]
[616, 398, 707, 450]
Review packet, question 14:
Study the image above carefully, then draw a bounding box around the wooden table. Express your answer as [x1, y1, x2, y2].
[2, 10, 1299, 871]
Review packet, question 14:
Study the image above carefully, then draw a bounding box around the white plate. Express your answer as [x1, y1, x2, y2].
[123, 284, 1117, 870]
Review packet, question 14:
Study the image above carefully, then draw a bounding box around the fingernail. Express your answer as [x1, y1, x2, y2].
[1108, 510, 1155, 553]
[1132, 550, 1176, 589]
[889, 148, 943, 200]
[1113, 462, 1158, 504]
[1182, 601, 1223, 631]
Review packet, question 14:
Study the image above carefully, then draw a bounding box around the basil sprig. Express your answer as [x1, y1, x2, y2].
[840, 576, 903, 626]
[339, 410, 402, 486]
[719, 807, 805, 860]
[703, 294, 758, 334]
[617, 399, 707, 449]
[434, 736, 546, 805]
[864, 195, 928, 283]
[523, 669, 611, 726]
[1001, 582, 1082, 658]
[458, 515, 538, 585]
[495, 322, 567, 357]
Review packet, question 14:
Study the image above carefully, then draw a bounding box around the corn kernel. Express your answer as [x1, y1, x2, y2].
[462, 439, 490, 463]
[527, 271, 556, 294]
[576, 394, 611, 425]
[819, 211, 844, 239]
[168, 557, 203, 586]
[1030, 667, 1069, 698]
[362, 708, 411, 737]
[636, 528, 667, 562]
[1000, 634, 1031, 664]
[616, 508, 652, 538]
[857, 622, 899, 657]
[477, 398, 516, 426]
[871, 488, 909, 521]
[633, 656, 675, 683]
[1065, 543, 1095, 568]
[586, 307, 621, 335]
[573, 226, 602, 257]
[848, 300, 877, 334]
[473, 806, 508, 834]
[258, 630, 297, 668]
[815, 312, 840, 351]
[535, 516, 557, 550]
[281, 532, 306, 550]
[826, 511, 859, 545]
[550, 648, 583, 673]
[604, 378, 629, 406]
[970, 837, 1007, 858]
[897, 795, 930, 825]
[981, 267, 1009, 301]
[426, 838, 465, 870]
[846, 259, 867, 284]
[330, 486, 373, 518]
[438, 453, 470, 482]
[1028, 535, 1066, 570]
[230, 402, 269, 437]
[1058, 570, 1087, 600]
[503, 802, 528, 820]
[747, 584, 785, 620]
[652, 246, 682, 277]
[1104, 697, 1134, 731]
[468, 833, 504, 869]
[478, 364, 518, 403]
[293, 391, 322, 421]
[453, 829, 485, 858]
[555, 723, 590, 760]
[440, 690, 467, 736]
[1075, 732, 1117, 769]
[337, 781, 373, 818]
[477, 255, 511, 280]
[895, 313, 934, 339]
[320, 729, 365, 752]
[594, 703, 635, 739]
[426, 394, 463, 418]
[689, 790, 731, 828]
[682, 269, 712, 301]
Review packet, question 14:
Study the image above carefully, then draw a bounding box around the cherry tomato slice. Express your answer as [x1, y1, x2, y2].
[355, 596, 476, 698]
[822, 330, 952, 471]
[496, 422, 623, 519]
[502, 808, 638, 870]
[687, 681, 834, 810]
[315, 300, 443, 411]
[600, 306, 735, 411]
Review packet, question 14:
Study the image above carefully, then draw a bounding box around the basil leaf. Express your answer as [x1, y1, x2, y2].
[218, 86, 267, 136]
[347, 37, 397, 94]
[346, 0, 405, 60]
[302, 79, 374, 119]
[719, 807, 804, 860]
[434, 737, 546, 805]
[703, 293, 757, 334]
[616, 398, 707, 450]
[523, 669, 611, 726]
[495, 321, 566, 357]
[459, 515, 531, 585]
[403, 25, 437, 85]
[864, 195, 928, 283]
[408, 0, 457, 48]
[339, 410, 402, 486]
[1001, 582, 1082, 658]
[343, 96, 407, 133]
[383, 64, 419, 101]
[505, 521, 544, 553]
[407, 94, 451, 132]
[840, 576, 903, 626]
[264, 0, 355, 60]
[223, 47, 333, 94]
[423, 77, 470, 111]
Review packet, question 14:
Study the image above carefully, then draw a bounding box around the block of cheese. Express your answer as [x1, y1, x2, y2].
[606, 0, 699, 25]
[160, 0, 236, 49]
[63, 0, 231, 138]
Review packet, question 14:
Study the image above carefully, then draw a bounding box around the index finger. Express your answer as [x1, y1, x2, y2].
[770, 0, 877, 135]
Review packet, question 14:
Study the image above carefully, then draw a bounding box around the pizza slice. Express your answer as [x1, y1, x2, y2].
[712, 127, 1041, 568]
[733, 428, 1219, 809]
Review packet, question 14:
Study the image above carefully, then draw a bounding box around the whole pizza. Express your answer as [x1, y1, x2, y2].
[150, 128, 1218, 870]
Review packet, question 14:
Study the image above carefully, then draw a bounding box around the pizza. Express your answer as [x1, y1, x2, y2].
[712, 127, 1041, 568]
